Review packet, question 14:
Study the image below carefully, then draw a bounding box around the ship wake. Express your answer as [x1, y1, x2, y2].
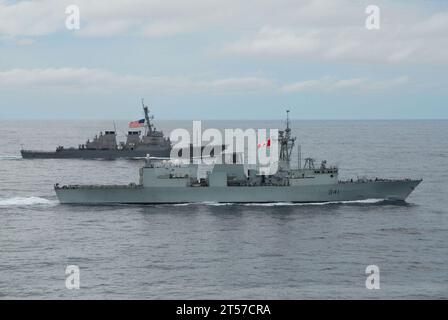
[0, 155, 22, 160]
[0, 197, 57, 207]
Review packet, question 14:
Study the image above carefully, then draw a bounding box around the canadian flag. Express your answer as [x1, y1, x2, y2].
[258, 138, 271, 148]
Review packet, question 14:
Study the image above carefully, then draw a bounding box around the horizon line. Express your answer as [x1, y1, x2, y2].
[1, 118, 447, 121]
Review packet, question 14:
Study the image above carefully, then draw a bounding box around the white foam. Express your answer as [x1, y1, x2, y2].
[242, 202, 298, 207]
[199, 201, 231, 206]
[243, 199, 385, 206]
[336, 198, 385, 204]
[0, 155, 22, 160]
[172, 199, 385, 207]
[172, 201, 231, 207]
[0, 197, 56, 206]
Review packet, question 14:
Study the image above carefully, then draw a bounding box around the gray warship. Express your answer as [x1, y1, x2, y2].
[21, 101, 171, 159]
[55, 111, 422, 204]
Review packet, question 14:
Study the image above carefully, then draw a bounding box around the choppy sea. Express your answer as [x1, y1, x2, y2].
[0, 120, 447, 299]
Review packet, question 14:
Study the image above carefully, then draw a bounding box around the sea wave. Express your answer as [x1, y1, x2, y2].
[0, 197, 56, 207]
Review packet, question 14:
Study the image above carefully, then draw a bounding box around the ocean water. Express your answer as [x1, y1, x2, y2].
[0, 120, 447, 299]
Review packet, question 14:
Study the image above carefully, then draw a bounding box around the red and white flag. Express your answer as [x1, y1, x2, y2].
[258, 138, 271, 148]
[129, 119, 145, 128]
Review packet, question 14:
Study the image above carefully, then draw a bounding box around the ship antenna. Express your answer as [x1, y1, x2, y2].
[279, 109, 296, 163]
[142, 98, 153, 135]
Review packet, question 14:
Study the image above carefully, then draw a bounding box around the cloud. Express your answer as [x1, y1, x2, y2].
[1, 0, 447, 64]
[280, 76, 409, 93]
[0, 0, 65, 37]
[0, 68, 275, 93]
[0, 0, 242, 38]
[0, 68, 409, 94]
[219, 21, 448, 64]
[15, 38, 35, 46]
[218, 1, 448, 64]
[222, 26, 320, 58]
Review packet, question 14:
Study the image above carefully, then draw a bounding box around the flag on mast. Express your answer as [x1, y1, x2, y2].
[258, 138, 271, 148]
[129, 119, 145, 128]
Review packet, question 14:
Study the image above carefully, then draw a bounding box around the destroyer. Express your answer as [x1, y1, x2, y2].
[21, 100, 171, 159]
[55, 112, 422, 204]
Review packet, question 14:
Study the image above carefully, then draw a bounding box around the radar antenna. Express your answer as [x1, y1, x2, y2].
[304, 157, 315, 169]
[279, 109, 296, 162]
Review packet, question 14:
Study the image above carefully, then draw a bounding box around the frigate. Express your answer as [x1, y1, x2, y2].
[21, 100, 172, 159]
[55, 111, 422, 204]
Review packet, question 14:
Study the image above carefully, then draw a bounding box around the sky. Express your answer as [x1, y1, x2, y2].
[0, 0, 448, 120]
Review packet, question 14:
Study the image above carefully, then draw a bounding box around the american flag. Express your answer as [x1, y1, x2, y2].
[129, 119, 145, 128]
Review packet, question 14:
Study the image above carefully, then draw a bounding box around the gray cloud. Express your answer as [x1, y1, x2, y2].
[1, 0, 447, 65]
[0, 68, 409, 94]
[280, 76, 409, 93]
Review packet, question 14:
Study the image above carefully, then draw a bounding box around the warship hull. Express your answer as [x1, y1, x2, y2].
[55, 179, 422, 204]
[21, 148, 171, 160]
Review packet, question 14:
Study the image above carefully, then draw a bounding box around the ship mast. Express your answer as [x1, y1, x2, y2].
[142, 98, 154, 135]
[279, 110, 296, 163]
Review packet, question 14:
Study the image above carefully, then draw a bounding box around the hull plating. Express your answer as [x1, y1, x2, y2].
[55, 180, 422, 204]
[21, 148, 171, 159]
